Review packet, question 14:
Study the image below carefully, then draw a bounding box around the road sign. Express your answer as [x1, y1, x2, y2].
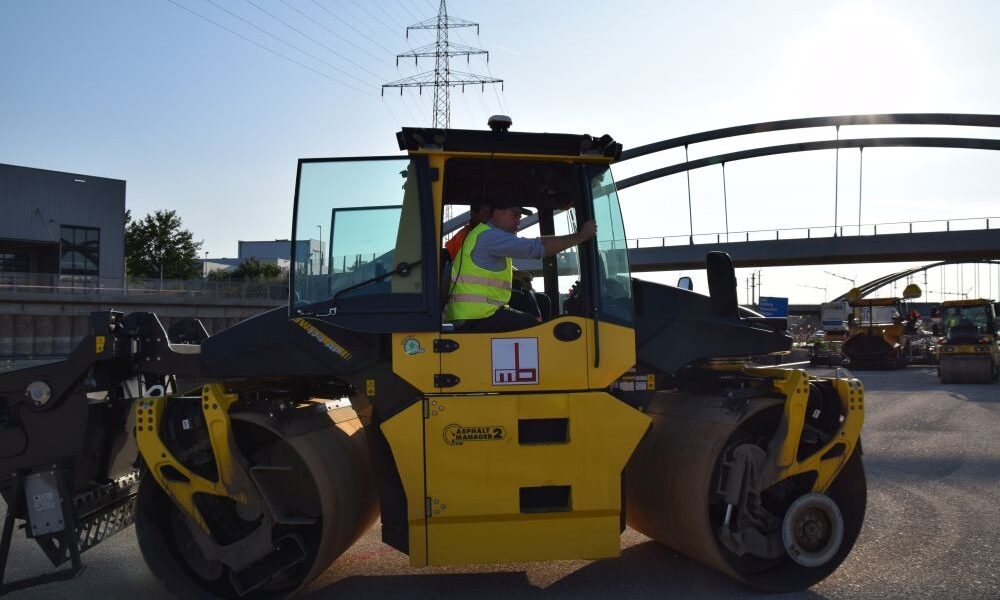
[758, 296, 789, 317]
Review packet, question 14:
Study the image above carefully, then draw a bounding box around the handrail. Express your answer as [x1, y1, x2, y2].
[623, 216, 998, 248]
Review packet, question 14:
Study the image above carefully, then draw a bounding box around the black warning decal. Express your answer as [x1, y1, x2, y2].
[443, 424, 507, 446]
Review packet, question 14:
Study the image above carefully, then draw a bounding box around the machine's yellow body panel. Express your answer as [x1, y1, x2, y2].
[379, 401, 429, 566]
[135, 384, 247, 534]
[585, 321, 637, 389]
[380, 391, 650, 566]
[391, 332, 440, 392]
[439, 317, 591, 393]
[762, 368, 865, 491]
[392, 319, 639, 395]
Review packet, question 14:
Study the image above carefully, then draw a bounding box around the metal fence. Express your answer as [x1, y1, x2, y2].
[0, 272, 289, 301]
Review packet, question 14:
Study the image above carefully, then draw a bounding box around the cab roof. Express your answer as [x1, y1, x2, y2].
[852, 298, 900, 306]
[397, 127, 622, 160]
[941, 299, 993, 307]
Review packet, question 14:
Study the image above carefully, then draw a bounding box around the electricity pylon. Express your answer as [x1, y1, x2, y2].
[382, 0, 503, 130]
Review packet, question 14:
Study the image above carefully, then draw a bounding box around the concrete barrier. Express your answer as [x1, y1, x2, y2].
[0, 291, 280, 359]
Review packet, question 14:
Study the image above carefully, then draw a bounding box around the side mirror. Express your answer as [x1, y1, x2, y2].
[677, 276, 693, 291]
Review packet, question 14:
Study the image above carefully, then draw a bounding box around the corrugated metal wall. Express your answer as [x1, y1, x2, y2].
[0, 163, 126, 285]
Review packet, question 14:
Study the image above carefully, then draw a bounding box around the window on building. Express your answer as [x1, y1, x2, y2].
[0, 252, 29, 272]
[60, 226, 100, 275]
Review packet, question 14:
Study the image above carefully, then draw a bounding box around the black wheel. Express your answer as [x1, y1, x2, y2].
[135, 413, 377, 599]
[711, 448, 867, 592]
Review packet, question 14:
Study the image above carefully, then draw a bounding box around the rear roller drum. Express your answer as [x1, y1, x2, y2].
[135, 413, 378, 599]
[939, 357, 993, 384]
[626, 392, 866, 592]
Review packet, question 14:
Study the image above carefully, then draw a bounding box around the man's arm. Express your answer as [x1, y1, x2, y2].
[540, 220, 597, 257]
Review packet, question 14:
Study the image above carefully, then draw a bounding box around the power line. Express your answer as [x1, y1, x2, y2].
[380, 96, 403, 127]
[394, 0, 419, 21]
[399, 89, 422, 123]
[453, 25, 508, 115]
[335, 1, 393, 42]
[348, 0, 404, 38]
[200, 0, 376, 87]
[241, 0, 387, 82]
[304, 0, 399, 56]
[370, 1, 409, 32]
[165, 0, 374, 96]
[281, 0, 395, 66]
[406, 0, 432, 18]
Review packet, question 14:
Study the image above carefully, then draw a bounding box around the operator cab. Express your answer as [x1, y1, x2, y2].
[288, 121, 631, 335]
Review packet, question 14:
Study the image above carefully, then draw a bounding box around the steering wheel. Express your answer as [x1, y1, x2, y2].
[562, 279, 585, 316]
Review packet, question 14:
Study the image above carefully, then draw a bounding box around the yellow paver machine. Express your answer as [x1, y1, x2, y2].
[0, 119, 866, 597]
[842, 285, 922, 369]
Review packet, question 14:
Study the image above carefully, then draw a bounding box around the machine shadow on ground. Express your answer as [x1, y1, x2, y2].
[304, 540, 829, 600]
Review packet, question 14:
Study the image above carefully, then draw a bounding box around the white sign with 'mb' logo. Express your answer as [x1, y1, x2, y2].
[491, 338, 539, 385]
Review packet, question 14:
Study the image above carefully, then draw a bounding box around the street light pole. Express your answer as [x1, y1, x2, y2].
[316, 225, 323, 275]
[824, 270, 856, 288]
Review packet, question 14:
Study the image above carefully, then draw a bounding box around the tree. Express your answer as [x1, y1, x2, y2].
[229, 257, 284, 280]
[125, 210, 202, 282]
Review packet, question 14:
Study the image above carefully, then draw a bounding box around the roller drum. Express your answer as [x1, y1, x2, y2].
[939, 356, 994, 384]
[136, 412, 378, 599]
[625, 391, 866, 592]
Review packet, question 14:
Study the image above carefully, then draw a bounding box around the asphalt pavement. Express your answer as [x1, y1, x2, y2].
[3, 367, 998, 600]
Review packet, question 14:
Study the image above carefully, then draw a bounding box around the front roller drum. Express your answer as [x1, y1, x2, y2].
[625, 392, 866, 592]
[939, 356, 993, 384]
[135, 413, 378, 599]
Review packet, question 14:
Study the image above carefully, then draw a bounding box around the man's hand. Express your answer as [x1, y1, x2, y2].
[511, 268, 533, 288]
[577, 219, 597, 242]
[540, 219, 599, 258]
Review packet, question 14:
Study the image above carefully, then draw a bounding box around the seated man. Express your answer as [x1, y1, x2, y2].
[444, 205, 596, 332]
[445, 200, 492, 260]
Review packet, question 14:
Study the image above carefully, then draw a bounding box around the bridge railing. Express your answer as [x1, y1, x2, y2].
[0, 272, 288, 302]
[625, 216, 997, 248]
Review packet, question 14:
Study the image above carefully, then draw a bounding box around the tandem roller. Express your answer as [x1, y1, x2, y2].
[0, 118, 882, 598]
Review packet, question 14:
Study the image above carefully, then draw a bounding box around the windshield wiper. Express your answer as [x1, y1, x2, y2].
[329, 259, 422, 308]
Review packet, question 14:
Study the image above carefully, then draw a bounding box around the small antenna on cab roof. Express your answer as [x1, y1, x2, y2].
[488, 115, 512, 132]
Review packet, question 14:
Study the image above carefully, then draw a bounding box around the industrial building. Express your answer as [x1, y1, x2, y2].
[203, 239, 322, 275]
[238, 239, 321, 274]
[0, 163, 126, 290]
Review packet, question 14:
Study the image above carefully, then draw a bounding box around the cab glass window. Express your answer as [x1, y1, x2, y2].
[854, 305, 899, 324]
[292, 158, 426, 314]
[551, 207, 582, 302]
[588, 164, 633, 325]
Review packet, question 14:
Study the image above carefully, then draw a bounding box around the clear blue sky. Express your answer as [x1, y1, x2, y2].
[2, 0, 999, 303]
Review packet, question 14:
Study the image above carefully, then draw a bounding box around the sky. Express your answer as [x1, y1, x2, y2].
[2, 0, 999, 304]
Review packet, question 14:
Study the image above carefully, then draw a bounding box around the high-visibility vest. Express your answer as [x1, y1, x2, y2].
[444, 223, 512, 320]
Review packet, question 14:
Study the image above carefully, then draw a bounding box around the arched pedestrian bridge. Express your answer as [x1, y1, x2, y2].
[612, 113, 1000, 272]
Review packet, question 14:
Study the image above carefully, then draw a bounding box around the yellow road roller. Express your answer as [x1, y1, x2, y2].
[0, 119, 866, 597]
[937, 299, 1000, 383]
